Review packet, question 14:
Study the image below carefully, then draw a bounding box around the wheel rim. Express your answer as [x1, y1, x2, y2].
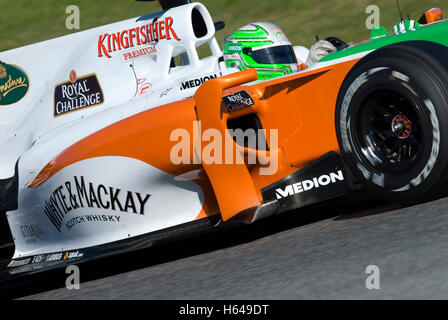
[354, 88, 423, 175]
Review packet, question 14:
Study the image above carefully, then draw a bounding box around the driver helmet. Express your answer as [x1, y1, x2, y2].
[223, 22, 298, 80]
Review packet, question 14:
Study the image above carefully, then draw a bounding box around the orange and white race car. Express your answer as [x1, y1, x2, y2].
[1, 0, 448, 275]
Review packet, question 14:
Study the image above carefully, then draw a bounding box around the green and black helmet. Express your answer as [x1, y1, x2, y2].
[223, 22, 298, 80]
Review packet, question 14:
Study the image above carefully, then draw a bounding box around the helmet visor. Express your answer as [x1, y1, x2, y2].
[246, 45, 298, 65]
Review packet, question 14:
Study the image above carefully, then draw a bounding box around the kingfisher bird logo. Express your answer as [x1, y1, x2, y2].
[0, 61, 30, 105]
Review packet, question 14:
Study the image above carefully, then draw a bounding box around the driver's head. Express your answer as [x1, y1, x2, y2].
[223, 22, 298, 80]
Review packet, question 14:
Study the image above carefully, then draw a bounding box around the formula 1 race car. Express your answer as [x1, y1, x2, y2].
[0, 0, 447, 276]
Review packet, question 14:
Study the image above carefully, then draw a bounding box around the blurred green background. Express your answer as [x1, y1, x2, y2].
[0, 0, 446, 52]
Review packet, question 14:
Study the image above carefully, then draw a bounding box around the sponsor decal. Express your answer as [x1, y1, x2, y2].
[275, 170, 345, 200]
[0, 61, 30, 105]
[20, 223, 44, 239]
[64, 251, 84, 260]
[274, 28, 286, 39]
[65, 214, 122, 231]
[226, 45, 242, 53]
[136, 78, 152, 96]
[180, 73, 219, 91]
[8, 258, 31, 268]
[160, 87, 173, 98]
[43, 176, 151, 232]
[31, 255, 45, 264]
[7, 251, 82, 268]
[46, 253, 63, 262]
[20, 223, 45, 244]
[54, 71, 104, 117]
[223, 91, 254, 112]
[7, 251, 84, 268]
[98, 17, 180, 58]
[121, 45, 157, 63]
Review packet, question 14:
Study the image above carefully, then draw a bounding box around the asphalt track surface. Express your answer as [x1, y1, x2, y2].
[2, 193, 448, 300]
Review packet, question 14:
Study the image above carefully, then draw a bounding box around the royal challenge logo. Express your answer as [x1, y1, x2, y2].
[54, 70, 104, 117]
[0, 61, 30, 105]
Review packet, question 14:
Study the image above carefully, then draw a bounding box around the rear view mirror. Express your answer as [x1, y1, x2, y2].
[418, 8, 443, 24]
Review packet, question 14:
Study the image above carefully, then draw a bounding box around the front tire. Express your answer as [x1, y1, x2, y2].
[336, 41, 448, 204]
